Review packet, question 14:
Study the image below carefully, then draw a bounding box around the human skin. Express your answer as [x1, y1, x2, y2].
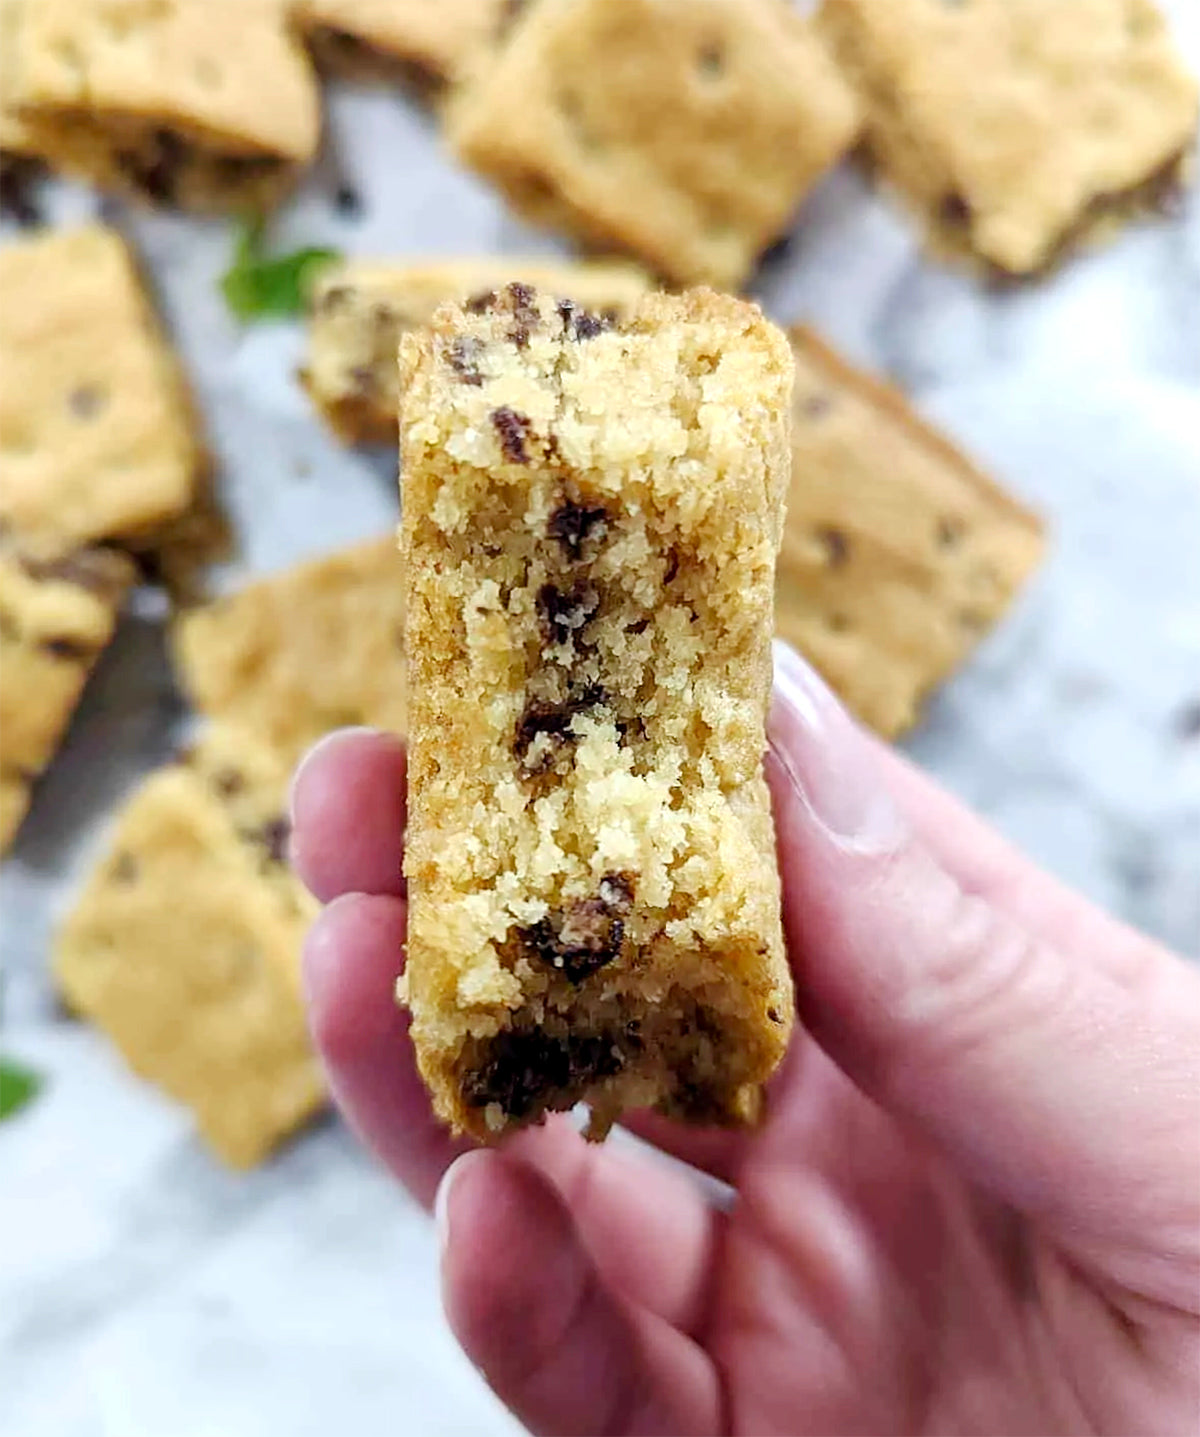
[290, 641, 1200, 1437]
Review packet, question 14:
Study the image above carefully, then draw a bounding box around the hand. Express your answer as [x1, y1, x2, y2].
[290, 642, 1200, 1437]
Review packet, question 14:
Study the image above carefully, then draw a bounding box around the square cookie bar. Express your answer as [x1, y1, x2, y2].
[296, 0, 505, 85]
[54, 728, 323, 1169]
[448, 0, 860, 290]
[173, 536, 408, 763]
[778, 328, 1046, 739]
[818, 0, 1199, 274]
[304, 256, 652, 443]
[0, 225, 202, 555]
[0, 539, 134, 853]
[400, 284, 794, 1140]
[5, 0, 320, 211]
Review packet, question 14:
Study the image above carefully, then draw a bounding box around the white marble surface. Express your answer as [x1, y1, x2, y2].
[2, 11, 1200, 1433]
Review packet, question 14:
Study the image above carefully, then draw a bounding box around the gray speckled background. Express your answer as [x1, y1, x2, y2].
[1, 6, 1199, 1431]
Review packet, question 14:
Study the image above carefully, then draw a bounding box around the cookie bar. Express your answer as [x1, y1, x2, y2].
[54, 728, 323, 1169]
[0, 539, 134, 854]
[304, 256, 652, 443]
[295, 0, 506, 86]
[5, 0, 320, 212]
[447, 0, 860, 290]
[778, 328, 1046, 739]
[173, 536, 408, 763]
[818, 0, 1199, 274]
[0, 225, 203, 556]
[399, 284, 794, 1140]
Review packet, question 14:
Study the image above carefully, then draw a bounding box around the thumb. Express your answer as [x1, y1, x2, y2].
[768, 642, 1200, 1303]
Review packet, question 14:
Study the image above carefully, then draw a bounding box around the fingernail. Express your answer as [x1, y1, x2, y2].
[434, 1150, 485, 1260]
[288, 726, 380, 824]
[769, 640, 909, 854]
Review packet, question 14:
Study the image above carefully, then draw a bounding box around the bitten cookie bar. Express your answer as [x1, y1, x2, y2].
[295, 0, 506, 86]
[400, 284, 794, 1140]
[54, 728, 323, 1169]
[304, 256, 652, 443]
[0, 225, 203, 556]
[173, 536, 408, 763]
[448, 0, 860, 290]
[0, 540, 134, 853]
[4, 0, 320, 211]
[778, 328, 1046, 739]
[818, 0, 1199, 274]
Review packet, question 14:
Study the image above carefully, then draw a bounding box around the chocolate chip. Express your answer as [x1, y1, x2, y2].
[491, 406, 532, 463]
[212, 767, 245, 798]
[937, 516, 965, 549]
[319, 284, 353, 314]
[817, 527, 849, 568]
[697, 43, 724, 78]
[506, 280, 540, 347]
[465, 289, 497, 314]
[939, 191, 972, 227]
[497, 0, 530, 37]
[536, 581, 599, 645]
[520, 873, 633, 982]
[557, 299, 609, 341]
[334, 183, 362, 217]
[514, 685, 608, 774]
[111, 852, 139, 883]
[68, 386, 105, 420]
[118, 127, 187, 204]
[548, 498, 609, 559]
[597, 872, 635, 912]
[464, 1027, 625, 1118]
[248, 817, 290, 864]
[447, 335, 486, 386]
[348, 364, 379, 395]
[40, 635, 93, 662]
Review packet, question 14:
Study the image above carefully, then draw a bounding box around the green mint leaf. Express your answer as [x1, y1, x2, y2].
[0, 1057, 43, 1121]
[221, 222, 340, 321]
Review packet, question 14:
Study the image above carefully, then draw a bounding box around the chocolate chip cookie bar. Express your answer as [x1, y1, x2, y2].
[400, 284, 794, 1140]
[296, 0, 506, 86]
[0, 225, 203, 557]
[448, 0, 860, 290]
[0, 539, 134, 854]
[778, 328, 1046, 739]
[304, 256, 652, 443]
[818, 0, 1199, 274]
[173, 536, 408, 763]
[4, 0, 320, 211]
[54, 727, 323, 1169]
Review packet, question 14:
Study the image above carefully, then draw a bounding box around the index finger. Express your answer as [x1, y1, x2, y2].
[289, 727, 407, 902]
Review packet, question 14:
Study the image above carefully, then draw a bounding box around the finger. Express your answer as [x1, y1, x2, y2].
[511, 1123, 717, 1335]
[304, 891, 467, 1206]
[619, 1108, 748, 1187]
[438, 1150, 720, 1437]
[768, 642, 1200, 1305]
[290, 728, 406, 902]
[869, 735, 1173, 992]
[305, 895, 718, 1331]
